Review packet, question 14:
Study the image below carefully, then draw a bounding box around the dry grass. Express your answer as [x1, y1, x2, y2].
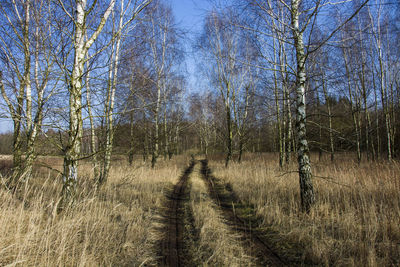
[209, 153, 400, 266]
[1, 152, 398, 266]
[189, 164, 254, 266]
[0, 155, 188, 266]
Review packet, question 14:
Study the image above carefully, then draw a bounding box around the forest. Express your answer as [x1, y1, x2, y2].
[0, 0, 399, 266]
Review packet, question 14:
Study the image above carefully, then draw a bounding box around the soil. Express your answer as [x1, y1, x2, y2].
[158, 161, 196, 266]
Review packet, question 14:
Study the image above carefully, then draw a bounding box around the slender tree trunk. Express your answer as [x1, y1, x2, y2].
[343, 48, 361, 164]
[163, 95, 169, 160]
[368, 6, 391, 161]
[378, 47, 392, 161]
[316, 90, 323, 162]
[25, 9, 49, 182]
[152, 84, 161, 168]
[238, 139, 243, 163]
[237, 84, 250, 164]
[174, 124, 180, 155]
[356, 95, 363, 162]
[225, 102, 233, 167]
[273, 38, 284, 168]
[291, 0, 315, 212]
[128, 112, 135, 165]
[361, 77, 372, 162]
[100, 12, 123, 185]
[9, 0, 31, 185]
[21, 0, 33, 182]
[373, 69, 380, 160]
[357, 14, 371, 162]
[143, 127, 148, 162]
[86, 59, 100, 179]
[285, 89, 292, 164]
[281, 42, 292, 164]
[321, 74, 335, 162]
[12, 120, 23, 185]
[62, 0, 115, 199]
[62, 1, 86, 199]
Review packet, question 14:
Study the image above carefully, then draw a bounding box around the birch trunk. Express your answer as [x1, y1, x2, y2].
[291, 0, 315, 212]
[378, 46, 392, 161]
[273, 37, 284, 168]
[321, 74, 335, 162]
[280, 40, 292, 164]
[21, 0, 34, 182]
[372, 66, 380, 159]
[368, 5, 391, 161]
[163, 90, 169, 160]
[61, 0, 115, 199]
[100, 6, 124, 185]
[85, 60, 100, 179]
[143, 112, 148, 162]
[0, 0, 49, 186]
[357, 18, 372, 161]
[151, 84, 161, 168]
[2, 0, 32, 186]
[128, 111, 135, 165]
[237, 85, 250, 164]
[225, 98, 233, 167]
[24, 8, 48, 182]
[285, 85, 292, 164]
[63, 0, 86, 197]
[149, 4, 169, 168]
[342, 48, 361, 163]
[316, 89, 323, 162]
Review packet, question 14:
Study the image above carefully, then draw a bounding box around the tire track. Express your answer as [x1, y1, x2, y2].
[159, 160, 195, 267]
[200, 159, 287, 266]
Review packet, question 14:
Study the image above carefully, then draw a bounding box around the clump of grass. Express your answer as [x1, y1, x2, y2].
[210, 153, 400, 266]
[0, 155, 188, 266]
[189, 165, 254, 266]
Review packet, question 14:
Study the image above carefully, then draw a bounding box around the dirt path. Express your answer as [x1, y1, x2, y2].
[200, 159, 287, 266]
[159, 161, 196, 266]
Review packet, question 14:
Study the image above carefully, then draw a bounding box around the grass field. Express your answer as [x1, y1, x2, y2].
[210, 153, 400, 266]
[0, 153, 399, 266]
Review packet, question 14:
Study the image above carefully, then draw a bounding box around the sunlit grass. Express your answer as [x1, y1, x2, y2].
[1, 152, 398, 266]
[210, 152, 400, 266]
[0, 155, 188, 266]
[189, 165, 254, 266]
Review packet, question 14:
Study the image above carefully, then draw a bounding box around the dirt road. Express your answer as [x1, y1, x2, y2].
[159, 161, 195, 266]
[159, 159, 288, 266]
[200, 159, 287, 266]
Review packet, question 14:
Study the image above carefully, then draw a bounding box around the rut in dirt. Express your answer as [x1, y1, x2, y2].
[200, 159, 287, 267]
[159, 160, 196, 267]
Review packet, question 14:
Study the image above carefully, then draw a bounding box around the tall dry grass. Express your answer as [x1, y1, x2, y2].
[0, 155, 188, 266]
[189, 164, 254, 266]
[210, 153, 400, 266]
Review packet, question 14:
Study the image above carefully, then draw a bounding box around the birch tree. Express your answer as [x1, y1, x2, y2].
[0, 0, 56, 187]
[367, 1, 393, 161]
[140, 0, 180, 168]
[57, 0, 115, 199]
[199, 10, 252, 167]
[248, 0, 369, 211]
[97, 0, 151, 184]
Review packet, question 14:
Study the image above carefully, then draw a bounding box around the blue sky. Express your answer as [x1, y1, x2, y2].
[0, 0, 211, 134]
[170, 0, 211, 33]
[169, 0, 212, 95]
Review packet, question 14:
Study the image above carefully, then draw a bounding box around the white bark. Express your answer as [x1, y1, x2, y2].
[291, 0, 315, 212]
[61, 0, 115, 198]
